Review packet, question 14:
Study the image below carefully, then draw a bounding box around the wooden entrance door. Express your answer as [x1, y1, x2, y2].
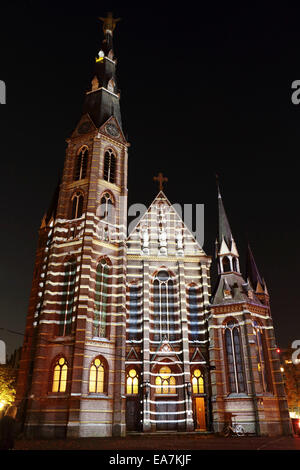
[126, 398, 140, 431]
[193, 397, 206, 430]
[156, 400, 177, 431]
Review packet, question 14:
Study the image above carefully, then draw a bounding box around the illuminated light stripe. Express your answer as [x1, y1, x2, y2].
[146, 399, 190, 405]
[144, 371, 191, 377]
[148, 410, 188, 415]
[146, 419, 191, 424]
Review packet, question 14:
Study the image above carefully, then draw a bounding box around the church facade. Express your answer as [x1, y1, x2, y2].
[16, 15, 292, 438]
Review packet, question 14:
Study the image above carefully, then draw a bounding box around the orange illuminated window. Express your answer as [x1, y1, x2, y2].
[89, 358, 105, 393]
[52, 357, 68, 393]
[192, 369, 204, 394]
[126, 369, 139, 395]
[155, 366, 176, 394]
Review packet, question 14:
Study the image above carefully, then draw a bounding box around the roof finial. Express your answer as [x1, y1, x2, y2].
[153, 172, 168, 192]
[99, 12, 121, 35]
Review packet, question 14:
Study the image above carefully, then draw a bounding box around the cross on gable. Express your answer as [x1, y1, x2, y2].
[153, 172, 168, 192]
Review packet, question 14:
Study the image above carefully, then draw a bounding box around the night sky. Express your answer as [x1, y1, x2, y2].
[1, 2, 300, 357]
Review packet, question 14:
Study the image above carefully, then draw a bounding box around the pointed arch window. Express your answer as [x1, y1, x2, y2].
[222, 256, 231, 273]
[232, 257, 238, 273]
[126, 369, 139, 395]
[155, 366, 176, 394]
[93, 258, 110, 338]
[128, 284, 140, 341]
[52, 357, 68, 393]
[253, 321, 272, 393]
[74, 146, 88, 181]
[71, 192, 84, 219]
[188, 286, 200, 341]
[153, 270, 176, 342]
[107, 78, 115, 93]
[59, 259, 76, 336]
[225, 321, 246, 394]
[99, 192, 114, 224]
[103, 149, 116, 184]
[89, 358, 105, 393]
[191, 369, 204, 394]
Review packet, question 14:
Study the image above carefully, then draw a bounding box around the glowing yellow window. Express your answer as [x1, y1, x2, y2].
[127, 369, 139, 395]
[89, 358, 104, 393]
[52, 357, 67, 393]
[156, 366, 176, 394]
[192, 369, 204, 394]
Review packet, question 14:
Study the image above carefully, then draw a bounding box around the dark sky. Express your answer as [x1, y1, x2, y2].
[1, 1, 300, 357]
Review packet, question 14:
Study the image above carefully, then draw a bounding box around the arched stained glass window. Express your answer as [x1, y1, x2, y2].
[74, 146, 88, 181]
[71, 192, 84, 219]
[153, 271, 176, 342]
[103, 149, 116, 184]
[99, 192, 114, 224]
[93, 258, 110, 338]
[188, 286, 200, 341]
[253, 321, 272, 393]
[225, 321, 246, 394]
[89, 358, 105, 393]
[192, 369, 204, 394]
[155, 366, 176, 394]
[126, 369, 139, 395]
[59, 259, 76, 336]
[128, 285, 140, 341]
[52, 357, 68, 393]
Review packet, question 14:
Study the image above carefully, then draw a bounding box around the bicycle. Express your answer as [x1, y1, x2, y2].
[223, 422, 246, 437]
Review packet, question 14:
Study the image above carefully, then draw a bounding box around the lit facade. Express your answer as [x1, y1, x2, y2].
[16, 15, 292, 438]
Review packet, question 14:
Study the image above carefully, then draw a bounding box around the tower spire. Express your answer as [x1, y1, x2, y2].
[82, 13, 123, 130]
[246, 244, 263, 289]
[216, 175, 234, 250]
[215, 176, 240, 274]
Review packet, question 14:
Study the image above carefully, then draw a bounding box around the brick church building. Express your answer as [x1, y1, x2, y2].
[16, 14, 292, 438]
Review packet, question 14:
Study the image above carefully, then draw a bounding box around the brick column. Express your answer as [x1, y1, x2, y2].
[178, 261, 194, 431]
[142, 260, 151, 432]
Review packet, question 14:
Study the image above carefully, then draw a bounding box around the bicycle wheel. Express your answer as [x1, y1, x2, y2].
[235, 424, 245, 436]
[223, 425, 232, 437]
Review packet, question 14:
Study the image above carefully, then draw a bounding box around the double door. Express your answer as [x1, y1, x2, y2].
[156, 399, 177, 431]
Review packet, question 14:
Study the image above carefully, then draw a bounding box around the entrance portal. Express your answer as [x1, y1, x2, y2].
[193, 397, 206, 430]
[126, 398, 140, 431]
[156, 399, 177, 431]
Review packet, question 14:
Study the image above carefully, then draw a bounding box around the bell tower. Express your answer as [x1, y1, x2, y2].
[16, 13, 129, 438]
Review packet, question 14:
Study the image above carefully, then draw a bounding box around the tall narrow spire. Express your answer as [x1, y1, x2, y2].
[82, 13, 122, 130]
[216, 176, 233, 250]
[246, 244, 264, 290]
[215, 176, 240, 275]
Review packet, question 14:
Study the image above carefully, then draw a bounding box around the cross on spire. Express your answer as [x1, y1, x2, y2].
[153, 172, 168, 192]
[99, 12, 121, 35]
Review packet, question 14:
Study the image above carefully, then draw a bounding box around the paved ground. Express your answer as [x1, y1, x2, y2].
[13, 433, 300, 451]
